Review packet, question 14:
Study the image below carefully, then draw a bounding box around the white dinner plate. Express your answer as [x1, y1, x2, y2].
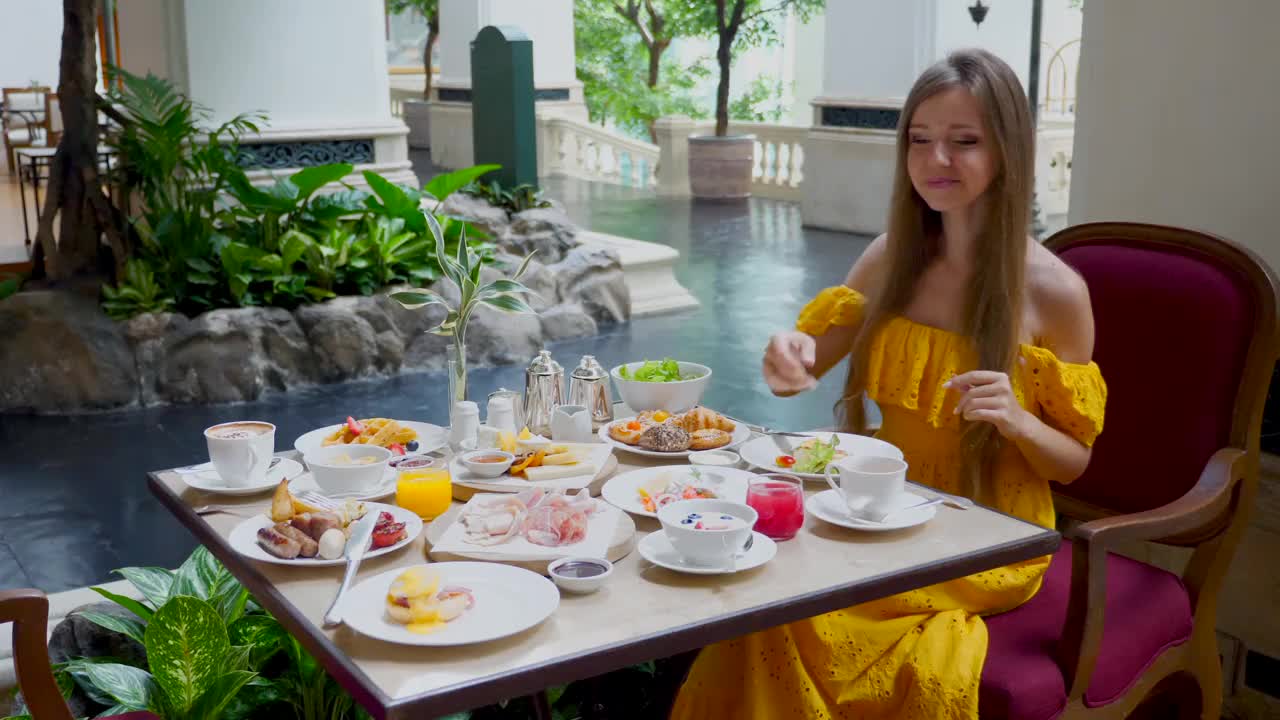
[805, 490, 937, 532]
[738, 431, 904, 481]
[288, 472, 396, 501]
[227, 502, 422, 567]
[293, 420, 447, 459]
[337, 562, 559, 646]
[181, 458, 304, 496]
[601, 466, 754, 518]
[596, 418, 751, 459]
[637, 531, 776, 575]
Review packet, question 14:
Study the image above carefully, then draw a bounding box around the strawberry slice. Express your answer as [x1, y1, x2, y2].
[346, 416, 365, 435]
[388, 443, 406, 456]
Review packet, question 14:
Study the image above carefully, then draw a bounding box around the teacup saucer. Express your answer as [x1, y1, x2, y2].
[288, 472, 396, 501]
[637, 531, 776, 575]
[806, 490, 936, 532]
[182, 458, 303, 496]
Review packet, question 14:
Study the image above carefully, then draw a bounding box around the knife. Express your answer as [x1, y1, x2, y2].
[322, 511, 379, 628]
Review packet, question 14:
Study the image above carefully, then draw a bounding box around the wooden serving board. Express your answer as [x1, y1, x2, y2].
[451, 455, 619, 501]
[424, 502, 637, 575]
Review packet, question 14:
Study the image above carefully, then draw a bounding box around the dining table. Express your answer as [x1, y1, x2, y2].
[148, 420, 1061, 720]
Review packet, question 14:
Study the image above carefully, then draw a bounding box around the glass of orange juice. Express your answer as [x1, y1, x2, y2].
[396, 463, 452, 520]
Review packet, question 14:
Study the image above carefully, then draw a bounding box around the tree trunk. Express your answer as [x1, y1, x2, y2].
[36, 0, 114, 281]
[422, 11, 439, 100]
[715, 36, 732, 137]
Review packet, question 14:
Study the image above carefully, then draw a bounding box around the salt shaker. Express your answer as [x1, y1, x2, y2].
[568, 355, 614, 427]
[523, 350, 564, 436]
[449, 400, 480, 450]
[485, 392, 518, 435]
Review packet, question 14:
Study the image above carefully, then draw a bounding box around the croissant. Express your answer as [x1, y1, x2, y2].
[680, 407, 735, 433]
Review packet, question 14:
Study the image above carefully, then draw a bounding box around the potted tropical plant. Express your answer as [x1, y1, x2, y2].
[687, 0, 822, 200]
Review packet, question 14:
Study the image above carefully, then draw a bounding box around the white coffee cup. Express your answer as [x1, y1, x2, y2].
[824, 455, 908, 518]
[204, 421, 276, 488]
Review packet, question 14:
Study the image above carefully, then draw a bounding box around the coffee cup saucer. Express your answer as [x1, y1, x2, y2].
[637, 530, 776, 575]
[288, 471, 396, 502]
[806, 490, 936, 532]
[182, 457, 303, 496]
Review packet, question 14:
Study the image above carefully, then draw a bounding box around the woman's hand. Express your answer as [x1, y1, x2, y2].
[763, 331, 819, 395]
[947, 370, 1031, 439]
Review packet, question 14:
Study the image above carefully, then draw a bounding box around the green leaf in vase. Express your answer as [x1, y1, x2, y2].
[144, 596, 228, 714]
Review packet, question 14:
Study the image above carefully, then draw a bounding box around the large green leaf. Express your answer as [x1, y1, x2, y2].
[144, 596, 228, 714]
[79, 611, 148, 647]
[423, 164, 501, 205]
[288, 163, 353, 202]
[187, 670, 257, 720]
[168, 546, 211, 599]
[362, 171, 417, 219]
[390, 289, 449, 309]
[426, 211, 466, 292]
[68, 662, 157, 710]
[227, 614, 288, 669]
[89, 586, 153, 622]
[479, 294, 536, 315]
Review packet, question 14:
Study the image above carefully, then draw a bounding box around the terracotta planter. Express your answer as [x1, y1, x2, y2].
[688, 134, 755, 200]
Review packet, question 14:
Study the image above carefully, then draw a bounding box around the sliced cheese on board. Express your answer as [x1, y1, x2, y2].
[522, 463, 597, 482]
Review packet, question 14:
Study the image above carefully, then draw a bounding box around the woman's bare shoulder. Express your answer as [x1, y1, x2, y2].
[1027, 242, 1095, 363]
[844, 234, 889, 295]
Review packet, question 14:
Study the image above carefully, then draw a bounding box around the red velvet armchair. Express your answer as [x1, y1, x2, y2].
[0, 589, 160, 720]
[979, 223, 1280, 719]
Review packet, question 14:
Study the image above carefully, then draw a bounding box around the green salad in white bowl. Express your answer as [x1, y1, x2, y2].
[611, 358, 711, 413]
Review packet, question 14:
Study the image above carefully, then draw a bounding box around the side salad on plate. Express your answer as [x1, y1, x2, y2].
[776, 435, 848, 474]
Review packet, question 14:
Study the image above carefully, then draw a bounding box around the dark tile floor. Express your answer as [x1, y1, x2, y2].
[0, 158, 871, 592]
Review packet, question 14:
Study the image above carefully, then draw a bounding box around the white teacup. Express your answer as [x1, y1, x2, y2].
[205, 421, 276, 488]
[658, 499, 757, 567]
[824, 455, 908, 518]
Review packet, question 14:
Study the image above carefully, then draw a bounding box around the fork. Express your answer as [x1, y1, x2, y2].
[293, 491, 343, 512]
[908, 484, 974, 511]
[193, 504, 257, 518]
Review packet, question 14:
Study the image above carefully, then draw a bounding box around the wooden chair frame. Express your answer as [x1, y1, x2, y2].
[1044, 222, 1280, 719]
[0, 589, 73, 720]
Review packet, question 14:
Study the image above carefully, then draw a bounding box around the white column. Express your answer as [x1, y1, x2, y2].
[118, 0, 415, 188]
[801, 0, 933, 235]
[1069, 0, 1277, 273]
[430, 0, 585, 170]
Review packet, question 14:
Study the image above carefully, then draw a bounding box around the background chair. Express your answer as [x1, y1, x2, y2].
[979, 222, 1280, 720]
[0, 589, 158, 720]
[2, 87, 50, 173]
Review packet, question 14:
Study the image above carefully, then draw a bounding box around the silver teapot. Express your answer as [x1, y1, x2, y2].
[522, 350, 564, 436]
[568, 355, 614, 427]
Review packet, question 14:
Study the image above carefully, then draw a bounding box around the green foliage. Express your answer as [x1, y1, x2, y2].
[0, 272, 22, 301]
[729, 74, 789, 123]
[461, 180, 553, 214]
[101, 259, 177, 320]
[574, 0, 710, 140]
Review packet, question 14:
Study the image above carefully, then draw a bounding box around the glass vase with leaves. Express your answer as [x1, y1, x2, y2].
[391, 212, 538, 415]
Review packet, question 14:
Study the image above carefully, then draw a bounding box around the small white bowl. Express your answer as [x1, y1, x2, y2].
[459, 449, 516, 478]
[688, 449, 741, 468]
[304, 445, 391, 496]
[610, 361, 711, 413]
[657, 498, 757, 567]
[547, 557, 613, 594]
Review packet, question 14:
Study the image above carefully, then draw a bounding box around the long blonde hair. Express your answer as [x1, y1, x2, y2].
[839, 49, 1035, 500]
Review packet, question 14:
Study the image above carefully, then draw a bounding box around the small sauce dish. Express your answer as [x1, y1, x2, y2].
[688, 449, 741, 468]
[459, 449, 515, 478]
[547, 557, 613, 594]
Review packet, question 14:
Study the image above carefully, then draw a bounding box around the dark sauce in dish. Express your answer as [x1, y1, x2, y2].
[553, 561, 608, 578]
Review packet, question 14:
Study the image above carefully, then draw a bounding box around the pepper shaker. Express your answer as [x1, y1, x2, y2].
[568, 355, 614, 428]
[522, 350, 564, 436]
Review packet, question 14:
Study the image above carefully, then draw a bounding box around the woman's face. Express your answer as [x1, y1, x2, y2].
[906, 87, 999, 213]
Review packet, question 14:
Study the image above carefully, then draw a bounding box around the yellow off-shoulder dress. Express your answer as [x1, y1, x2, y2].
[671, 286, 1107, 720]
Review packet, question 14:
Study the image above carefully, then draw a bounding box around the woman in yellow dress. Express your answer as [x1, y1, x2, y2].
[670, 49, 1107, 720]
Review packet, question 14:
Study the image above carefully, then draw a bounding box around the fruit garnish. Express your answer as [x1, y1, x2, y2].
[371, 521, 407, 548]
[626, 420, 642, 431]
[407, 440, 419, 452]
[389, 443, 406, 455]
[346, 416, 365, 435]
[776, 455, 796, 468]
[519, 427, 532, 440]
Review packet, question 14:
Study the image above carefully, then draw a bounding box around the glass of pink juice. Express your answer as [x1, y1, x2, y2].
[746, 473, 805, 540]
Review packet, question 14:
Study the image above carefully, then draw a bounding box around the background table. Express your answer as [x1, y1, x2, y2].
[150, 445, 1059, 720]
